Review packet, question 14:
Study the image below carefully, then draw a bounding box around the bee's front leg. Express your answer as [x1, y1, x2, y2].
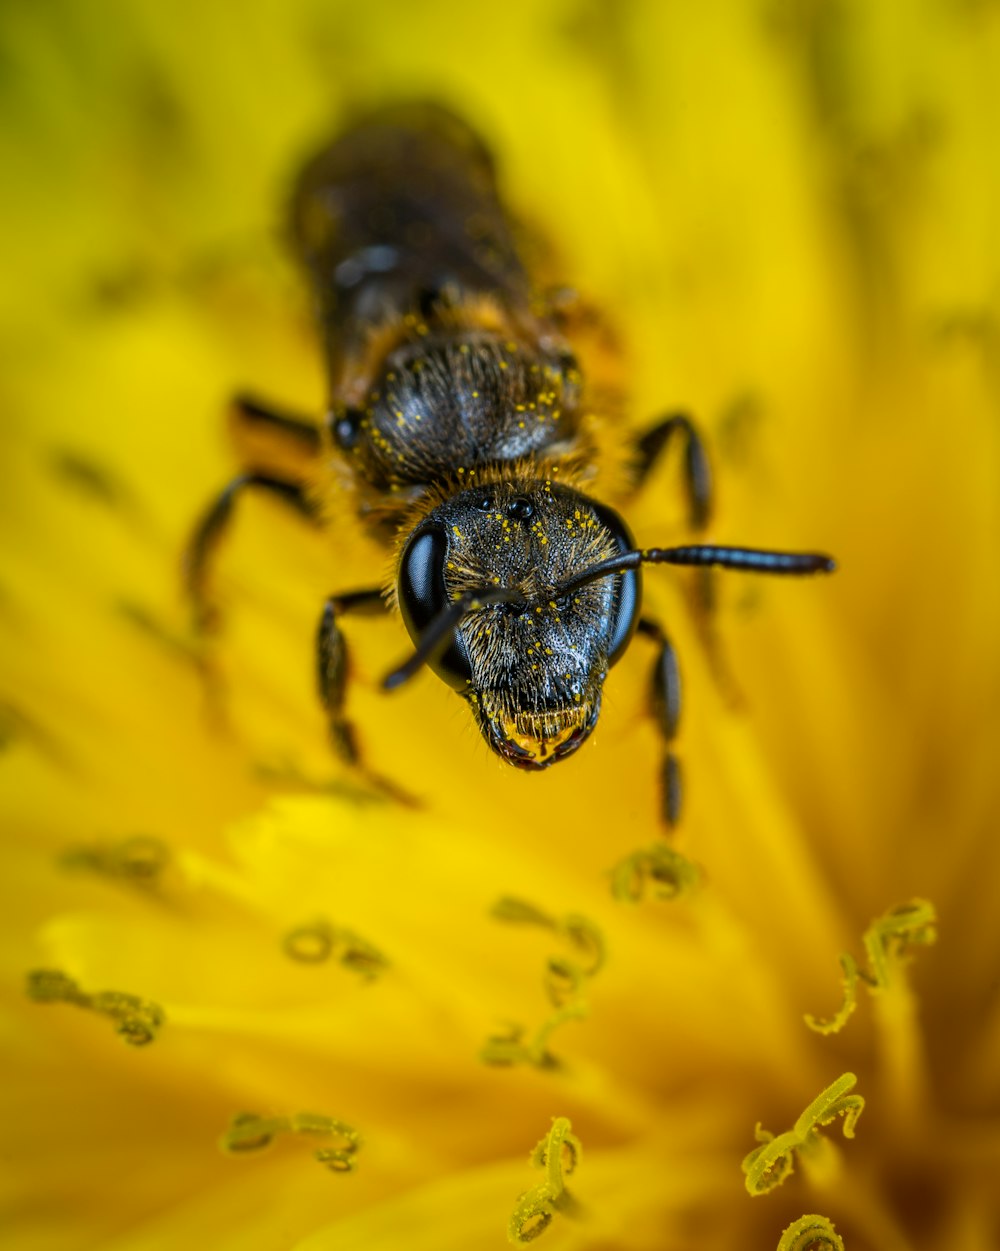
[317, 590, 419, 806]
[637, 618, 683, 829]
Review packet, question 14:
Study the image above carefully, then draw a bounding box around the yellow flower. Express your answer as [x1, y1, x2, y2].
[2, 2, 998, 1249]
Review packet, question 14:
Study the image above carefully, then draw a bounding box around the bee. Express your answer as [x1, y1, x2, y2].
[187, 102, 834, 825]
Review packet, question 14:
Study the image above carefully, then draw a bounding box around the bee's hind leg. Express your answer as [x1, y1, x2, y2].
[318, 590, 420, 807]
[227, 393, 322, 478]
[637, 617, 683, 829]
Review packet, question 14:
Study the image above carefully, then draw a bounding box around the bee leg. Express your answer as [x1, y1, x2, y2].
[630, 413, 713, 530]
[228, 393, 322, 479]
[631, 417, 740, 705]
[185, 474, 319, 632]
[637, 618, 683, 828]
[317, 591, 419, 806]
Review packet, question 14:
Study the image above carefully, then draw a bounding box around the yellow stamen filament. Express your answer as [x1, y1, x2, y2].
[508, 1117, 582, 1244]
[26, 969, 164, 1045]
[220, 1111, 362, 1174]
[742, 1073, 864, 1197]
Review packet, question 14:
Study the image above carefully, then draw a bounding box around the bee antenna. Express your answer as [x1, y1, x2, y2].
[556, 544, 836, 598]
[383, 585, 527, 690]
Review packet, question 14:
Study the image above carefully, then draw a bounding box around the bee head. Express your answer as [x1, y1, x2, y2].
[395, 481, 640, 769]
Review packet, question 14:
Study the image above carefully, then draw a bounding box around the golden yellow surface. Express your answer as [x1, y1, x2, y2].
[1, 2, 999, 1248]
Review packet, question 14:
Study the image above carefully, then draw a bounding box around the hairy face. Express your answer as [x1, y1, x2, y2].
[397, 479, 640, 769]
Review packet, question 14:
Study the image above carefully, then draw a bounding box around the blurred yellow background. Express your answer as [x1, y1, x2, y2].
[1, 2, 999, 1248]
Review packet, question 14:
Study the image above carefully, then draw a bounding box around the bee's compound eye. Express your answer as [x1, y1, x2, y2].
[397, 525, 473, 690]
[589, 501, 641, 665]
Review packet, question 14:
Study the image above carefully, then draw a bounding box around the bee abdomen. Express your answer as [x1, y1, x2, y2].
[290, 103, 531, 376]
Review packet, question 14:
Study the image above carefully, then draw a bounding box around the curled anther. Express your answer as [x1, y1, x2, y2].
[742, 1073, 864, 1196]
[486, 897, 602, 1066]
[559, 913, 604, 975]
[481, 1001, 588, 1069]
[220, 1111, 361, 1173]
[222, 1112, 285, 1152]
[26, 969, 85, 1004]
[480, 1021, 531, 1067]
[508, 1118, 583, 1244]
[489, 898, 605, 973]
[282, 918, 388, 980]
[777, 1214, 844, 1250]
[609, 842, 701, 903]
[492, 897, 555, 927]
[337, 929, 390, 979]
[544, 957, 584, 1007]
[60, 835, 170, 888]
[863, 898, 937, 990]
[283, 920, 335, 963]
[26, 969, 165, 1045]
[806, 898, 937, 1035]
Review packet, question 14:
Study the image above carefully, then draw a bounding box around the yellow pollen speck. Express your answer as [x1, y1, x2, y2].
[472, 390, 479, 397]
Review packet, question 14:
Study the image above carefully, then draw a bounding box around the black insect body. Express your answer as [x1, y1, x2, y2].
[188, 103, 834, 823]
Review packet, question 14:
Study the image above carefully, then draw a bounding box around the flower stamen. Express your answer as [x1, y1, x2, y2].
[608, 842, 701, 903]
[742, 1073, 864, 1196]
[26, 969, 165, 1045]
[59, 835, 171, 889]
[482, 898, 603, 1067]
[220, 1111, 362, 1173]
[805, 899, 937, 1035]
[508, 1117, 583, 1244]
[777, 1214, 844, 1250]
[282, 918, 389, 980]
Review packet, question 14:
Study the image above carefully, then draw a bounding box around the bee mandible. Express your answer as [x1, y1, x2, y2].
[187, 102, 834, 825]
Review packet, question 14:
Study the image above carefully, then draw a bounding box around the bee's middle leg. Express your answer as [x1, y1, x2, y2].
[629, 412, 713, 530]
[185, 473, 319, 631]
[637, 617, 683, 829]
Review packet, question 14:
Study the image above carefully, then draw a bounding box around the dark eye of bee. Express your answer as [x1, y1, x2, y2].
[397, 525, 472, 689]
[587, 501, 641, 665]
[507, 497, 534, 521]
